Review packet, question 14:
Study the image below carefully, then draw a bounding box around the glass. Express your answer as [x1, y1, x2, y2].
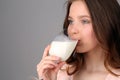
[49, 33, 78, 61]
[31, 33, 78, 80]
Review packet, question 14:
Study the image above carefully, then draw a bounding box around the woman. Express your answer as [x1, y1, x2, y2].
[37, 0, 120, 80]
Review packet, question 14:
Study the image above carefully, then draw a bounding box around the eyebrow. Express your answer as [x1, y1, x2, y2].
[68, 15, 91, 19]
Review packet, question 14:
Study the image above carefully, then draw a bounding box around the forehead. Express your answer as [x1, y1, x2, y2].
[69, 1, 90, 17]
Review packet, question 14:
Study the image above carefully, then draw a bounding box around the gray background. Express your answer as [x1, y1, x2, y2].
[0, 0, 65, 80]
[0, 0, 120, 80]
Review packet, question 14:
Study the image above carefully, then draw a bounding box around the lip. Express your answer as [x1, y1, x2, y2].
[76, 40, 81, 46]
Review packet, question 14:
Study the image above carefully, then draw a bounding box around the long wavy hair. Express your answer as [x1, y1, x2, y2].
[63, 0, 120, 76]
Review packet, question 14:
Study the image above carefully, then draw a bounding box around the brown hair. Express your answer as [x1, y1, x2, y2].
[63, 0, 120, 76]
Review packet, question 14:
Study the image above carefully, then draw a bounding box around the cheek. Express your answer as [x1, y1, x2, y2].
[84, 28, 98, 45]
[89, 35, 98, 48]
[82, 26, 96, 41]
[89, 29, 98, 43]
[76, 36, 98, 53]
[78, 29, 98, 51]
[86, 31, 98, 49]
[67, 26, 75, 38]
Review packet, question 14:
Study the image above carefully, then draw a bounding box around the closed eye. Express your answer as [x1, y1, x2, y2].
[68, 19, 73, 25]
[81, 19, 91, 24]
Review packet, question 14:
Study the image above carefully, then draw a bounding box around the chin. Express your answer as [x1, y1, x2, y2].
[75, 47, 88, 53]
[76, 49, 86, 53]
[76, 51, 87, 53]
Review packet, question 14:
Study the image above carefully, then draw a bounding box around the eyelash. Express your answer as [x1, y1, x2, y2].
[81, 19, 90, 24]
[68, 19, 73, 25]
[68, 19, 90, 25]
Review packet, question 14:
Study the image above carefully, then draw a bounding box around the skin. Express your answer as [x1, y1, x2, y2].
[67, 0, 98, 53]
[37, 45, 65, 80]
[37, 0, 120, 80]
[68, 1, 109, 80]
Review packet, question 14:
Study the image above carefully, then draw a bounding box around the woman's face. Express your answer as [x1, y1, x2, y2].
[67, 1, 99, 53]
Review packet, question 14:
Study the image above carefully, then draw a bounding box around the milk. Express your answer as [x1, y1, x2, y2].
[49, 41, 78, 61]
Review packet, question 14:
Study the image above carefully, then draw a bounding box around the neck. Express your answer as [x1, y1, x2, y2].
[83, 47, 107, 72]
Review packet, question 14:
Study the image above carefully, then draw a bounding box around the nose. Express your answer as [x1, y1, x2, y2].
[68, 24, 79, 39]
[69, 23, 79, 34]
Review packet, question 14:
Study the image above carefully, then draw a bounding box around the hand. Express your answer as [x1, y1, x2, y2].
[37, 45, 65, 80]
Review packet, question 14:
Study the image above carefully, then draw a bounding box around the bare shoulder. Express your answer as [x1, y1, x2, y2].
[117, 69, 120, 74]
[113, 69, 120, 74]
[111, 68, 120, 78]
[103, 69, 120, 80]
[115, 69, 120, 78]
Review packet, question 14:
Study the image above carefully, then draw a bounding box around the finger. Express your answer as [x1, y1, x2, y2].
[43, 55, 61, 62]
[54, 62, 66, 72]
[41, 60, 59, 68]
[42, 45, 50, 59]
[37, 55, 61, 73]
[37, 64, 55, 77]
[37, 57, 60, 72]
[39, 56, 60, 67]
[38, 64, 55, 72]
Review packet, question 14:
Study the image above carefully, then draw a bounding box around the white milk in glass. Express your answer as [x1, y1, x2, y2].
[49, 41, 78, 61]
